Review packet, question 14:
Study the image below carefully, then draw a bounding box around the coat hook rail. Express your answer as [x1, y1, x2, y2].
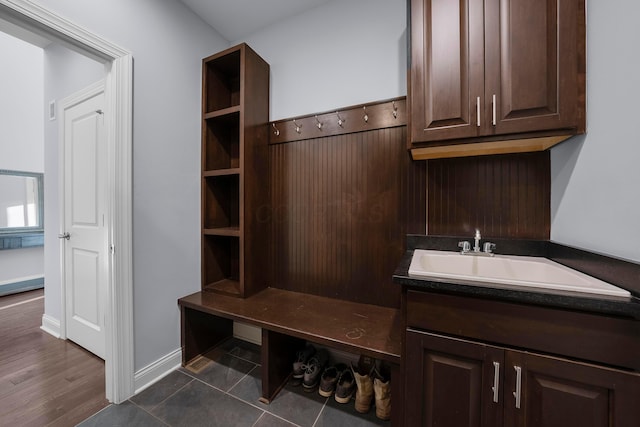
[269, 96, 406, 144]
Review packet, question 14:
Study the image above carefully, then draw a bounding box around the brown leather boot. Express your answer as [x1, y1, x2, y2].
[352, 355, 375, 413]
[373, 363, 391, 421]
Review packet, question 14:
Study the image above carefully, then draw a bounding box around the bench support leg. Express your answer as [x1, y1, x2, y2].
[181, 306, 233, 366]
[260, 329, 304, 404]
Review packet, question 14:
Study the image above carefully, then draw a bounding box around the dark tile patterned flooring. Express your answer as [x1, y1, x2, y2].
[77, 339, 391, 427]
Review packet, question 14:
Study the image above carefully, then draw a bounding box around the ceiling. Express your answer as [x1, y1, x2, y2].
[179, 0, 334, 41]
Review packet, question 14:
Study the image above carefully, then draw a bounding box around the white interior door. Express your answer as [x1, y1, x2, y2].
[60, 82, 107, 359]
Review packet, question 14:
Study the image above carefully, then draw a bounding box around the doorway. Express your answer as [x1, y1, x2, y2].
[0, 0, 133, 403]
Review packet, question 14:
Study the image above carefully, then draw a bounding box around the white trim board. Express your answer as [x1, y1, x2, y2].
[134, 348, 182, 395]
[41, 313, 61, 338]
[0, 0, 134, 403]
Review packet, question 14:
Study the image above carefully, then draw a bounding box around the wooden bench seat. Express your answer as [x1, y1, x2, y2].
[178, 287, 401, 405]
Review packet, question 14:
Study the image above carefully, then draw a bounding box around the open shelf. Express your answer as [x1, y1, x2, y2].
[203, 235, 240, 296]
[203, 279, 241, 297]
[203, 110, 240, 171]
[204, 49, 241, 113]
[204, 227, 240, 237]
[204, 105, 240, 120]
[203, 168, 240, 177]
[203, 175, 239, 229]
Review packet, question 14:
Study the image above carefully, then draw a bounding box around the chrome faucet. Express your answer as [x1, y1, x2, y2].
[459, 229, 495, 256]
[473, 229, 482, 252]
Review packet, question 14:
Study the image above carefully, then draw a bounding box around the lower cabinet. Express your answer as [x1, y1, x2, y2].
[405, 330, 640, 427]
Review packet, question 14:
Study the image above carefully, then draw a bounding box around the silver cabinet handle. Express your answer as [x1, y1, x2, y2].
[513, 365, 522, 409]
[492, 361, 500, 403]
[476, 96, 481, 127]
[492, 94, 497, 126]
[58, 232, 70, 240]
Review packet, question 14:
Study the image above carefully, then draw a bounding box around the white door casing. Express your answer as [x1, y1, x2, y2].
[60, 82, 107, 359]
[0, 0, 134, 403]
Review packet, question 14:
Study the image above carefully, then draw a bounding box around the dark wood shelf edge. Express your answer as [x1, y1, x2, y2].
[203, 279, 242, 297]
[203, 227, 240, 237]
[204, 105, 241, 120]
[178, 288, 402, 363]
[203, 168, 241, 177]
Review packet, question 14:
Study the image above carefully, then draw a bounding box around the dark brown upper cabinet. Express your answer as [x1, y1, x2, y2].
[408, 0, 586, 160]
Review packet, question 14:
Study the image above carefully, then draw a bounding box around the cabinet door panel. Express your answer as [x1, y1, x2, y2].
[486, 0, 582, 134]
[405, 330, 503, 427]
[409, 0, 485, 143]
[505, 351, 640, 427]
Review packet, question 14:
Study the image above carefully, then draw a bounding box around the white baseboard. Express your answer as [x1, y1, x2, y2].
[233, 321, 261, 345]
[134, 348, 182, 395]
[41, 314, 61, 338]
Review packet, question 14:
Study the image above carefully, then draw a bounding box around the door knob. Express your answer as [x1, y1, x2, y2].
[58, 232, 70, 240]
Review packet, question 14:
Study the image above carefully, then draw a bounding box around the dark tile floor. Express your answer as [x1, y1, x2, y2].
[77, 339, 391, 427]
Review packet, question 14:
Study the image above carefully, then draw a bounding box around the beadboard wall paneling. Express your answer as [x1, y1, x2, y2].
[270, 126, 425, 308]
[427, 152, 550, 239]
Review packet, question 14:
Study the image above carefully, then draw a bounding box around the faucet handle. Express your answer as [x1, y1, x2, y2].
[458, 241, 471, 253]
[483, 242, 496, 254]
[475, 229, 481, 239]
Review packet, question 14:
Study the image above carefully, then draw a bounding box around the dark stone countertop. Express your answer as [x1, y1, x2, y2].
[393, 236, 640, 320]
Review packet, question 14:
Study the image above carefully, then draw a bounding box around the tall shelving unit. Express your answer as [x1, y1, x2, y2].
[201, 43, 270, 298]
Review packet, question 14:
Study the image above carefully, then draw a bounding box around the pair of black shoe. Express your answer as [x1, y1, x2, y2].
[318, 363, 356, 403]
[292, 344, 329, 391]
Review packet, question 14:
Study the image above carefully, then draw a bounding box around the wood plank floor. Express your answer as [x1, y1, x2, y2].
[0, 289, 109, 426]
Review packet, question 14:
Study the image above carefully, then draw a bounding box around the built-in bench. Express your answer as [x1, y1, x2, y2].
[178, 287, 401, 408]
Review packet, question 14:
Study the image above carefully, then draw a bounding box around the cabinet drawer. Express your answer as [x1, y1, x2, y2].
[406, 290, 640, 371]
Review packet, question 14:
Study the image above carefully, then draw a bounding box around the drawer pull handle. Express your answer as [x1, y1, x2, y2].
[513, 365, 522, 409]
[492, 94, 497, 126]
[492, 361, 500, 403]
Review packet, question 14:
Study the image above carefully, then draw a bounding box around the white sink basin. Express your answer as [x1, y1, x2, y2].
[408, 249, 631, 298]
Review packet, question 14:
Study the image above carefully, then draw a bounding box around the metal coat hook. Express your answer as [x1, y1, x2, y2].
[363, 106, 369, 123]
[315, 115, 323, 130]
[272, 122, 280, 136]
[392, 101, 398, 119]
[293, 119, 302, 134]
[336, 111, 345, 127]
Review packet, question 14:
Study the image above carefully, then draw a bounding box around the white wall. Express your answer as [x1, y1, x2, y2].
[551, 0, 640, 263]
[0, 31, 44, 287]
[0, 248, 44, 284]
[0, 31, 44, 172]
[42, 42, 106, 320]
[235, 0, 407, 120]
[35, 0, 229, 371]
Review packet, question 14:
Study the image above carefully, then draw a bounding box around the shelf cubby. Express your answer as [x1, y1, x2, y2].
[203, 175, 239, 230]
[204, 49, 241, 113]
[202, 235, 240, 296]
[203, 110, 240, 171]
